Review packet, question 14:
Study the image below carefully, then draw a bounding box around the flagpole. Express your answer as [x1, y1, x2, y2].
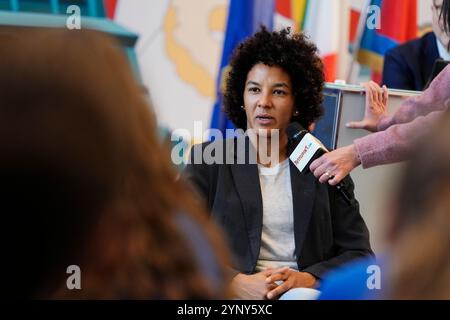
[346, 0, 371, 83]
[337, 0, 350, 81]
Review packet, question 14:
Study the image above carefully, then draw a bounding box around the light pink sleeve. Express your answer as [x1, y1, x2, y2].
[354, 65, 450, 169]
[355, 110, 446, 168]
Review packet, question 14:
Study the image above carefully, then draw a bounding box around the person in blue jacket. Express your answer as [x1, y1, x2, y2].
[382, 0, 450, 91]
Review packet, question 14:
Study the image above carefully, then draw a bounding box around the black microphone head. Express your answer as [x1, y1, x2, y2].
[286, 122, 307, 141]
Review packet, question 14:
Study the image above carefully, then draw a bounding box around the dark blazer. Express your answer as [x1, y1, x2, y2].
[183, 137, 373, 280]
[382, 32, 440, 91]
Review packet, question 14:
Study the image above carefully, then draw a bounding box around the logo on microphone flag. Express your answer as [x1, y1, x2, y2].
[290, 133, 327, 173]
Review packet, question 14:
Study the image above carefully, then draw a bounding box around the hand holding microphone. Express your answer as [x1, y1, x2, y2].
[309, 144, 361, 186]
[286, 122, 353, 205]
[308, 82, 387, 185]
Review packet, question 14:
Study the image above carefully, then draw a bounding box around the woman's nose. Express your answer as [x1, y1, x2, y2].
[257, 91, 272, 108]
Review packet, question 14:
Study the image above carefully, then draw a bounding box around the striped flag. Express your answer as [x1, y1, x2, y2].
[103, 0, 118, 19]
[274, 0, 308, 31]
[302, 0, 341, 82]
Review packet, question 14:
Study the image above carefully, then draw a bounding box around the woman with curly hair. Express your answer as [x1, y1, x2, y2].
[184, 27, 373, 300]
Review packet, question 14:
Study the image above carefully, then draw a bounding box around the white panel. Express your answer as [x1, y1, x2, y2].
[332, 85, 420, 253]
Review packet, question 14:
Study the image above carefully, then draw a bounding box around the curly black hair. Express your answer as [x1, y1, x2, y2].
[223, 26, 324, 130]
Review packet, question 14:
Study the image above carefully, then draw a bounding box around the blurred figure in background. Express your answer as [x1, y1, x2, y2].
[0, 28, 230, 299]
[382, 0, 450, 91]
[319, 106, 450, 300]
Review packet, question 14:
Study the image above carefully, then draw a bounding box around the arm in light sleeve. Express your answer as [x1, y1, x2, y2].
[355, 109, 447, 168]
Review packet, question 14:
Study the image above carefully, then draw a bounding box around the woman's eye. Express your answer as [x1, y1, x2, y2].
[274, 89, 287, 96]
[248, 87, 260, 93]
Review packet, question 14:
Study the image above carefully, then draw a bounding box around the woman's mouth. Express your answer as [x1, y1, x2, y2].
[255, 115, 275, 125]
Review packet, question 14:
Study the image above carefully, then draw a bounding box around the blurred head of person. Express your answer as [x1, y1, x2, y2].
[432, 0, 450, 51]
[223, 27, 324, 144]
[0, 28, 229, 299]
[387, 102, 450, 299]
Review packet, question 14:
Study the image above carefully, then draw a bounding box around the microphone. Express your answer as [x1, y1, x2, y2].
[286, 122, 352, 205]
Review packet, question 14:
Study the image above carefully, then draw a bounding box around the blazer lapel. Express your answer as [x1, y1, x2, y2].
[228, 136, 317, 266]
[229, 136, 263, 264]
[289, 161, 317, 259]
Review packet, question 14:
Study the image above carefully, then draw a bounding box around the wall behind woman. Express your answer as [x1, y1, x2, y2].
[114, 1, 433, 139]
[114, 0, 228, 143]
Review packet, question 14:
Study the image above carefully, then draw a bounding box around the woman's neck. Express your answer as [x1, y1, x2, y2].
[249, 133, 289, 167]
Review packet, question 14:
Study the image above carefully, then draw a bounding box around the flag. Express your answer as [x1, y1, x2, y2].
[274, 0, 308, 31]
[302, 0, 341, 82]
[357, 0, 417, 82]
[275, 0, 342, 81]
[209, 0, 274, 135]
[103, 0, 118, 19]
[349, 0, 363, 47]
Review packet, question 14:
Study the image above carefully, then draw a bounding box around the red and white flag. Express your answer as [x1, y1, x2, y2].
[303, 0, 342, 82]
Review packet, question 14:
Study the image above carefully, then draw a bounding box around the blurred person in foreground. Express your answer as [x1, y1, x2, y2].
[0, 28, 230, 299]
[183, 27, 373, 300]
[319, 106, 450, 300]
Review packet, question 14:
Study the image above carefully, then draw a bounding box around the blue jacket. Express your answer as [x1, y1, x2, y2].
[319, 256, 388, 300]
[382, 32, 440, 91]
